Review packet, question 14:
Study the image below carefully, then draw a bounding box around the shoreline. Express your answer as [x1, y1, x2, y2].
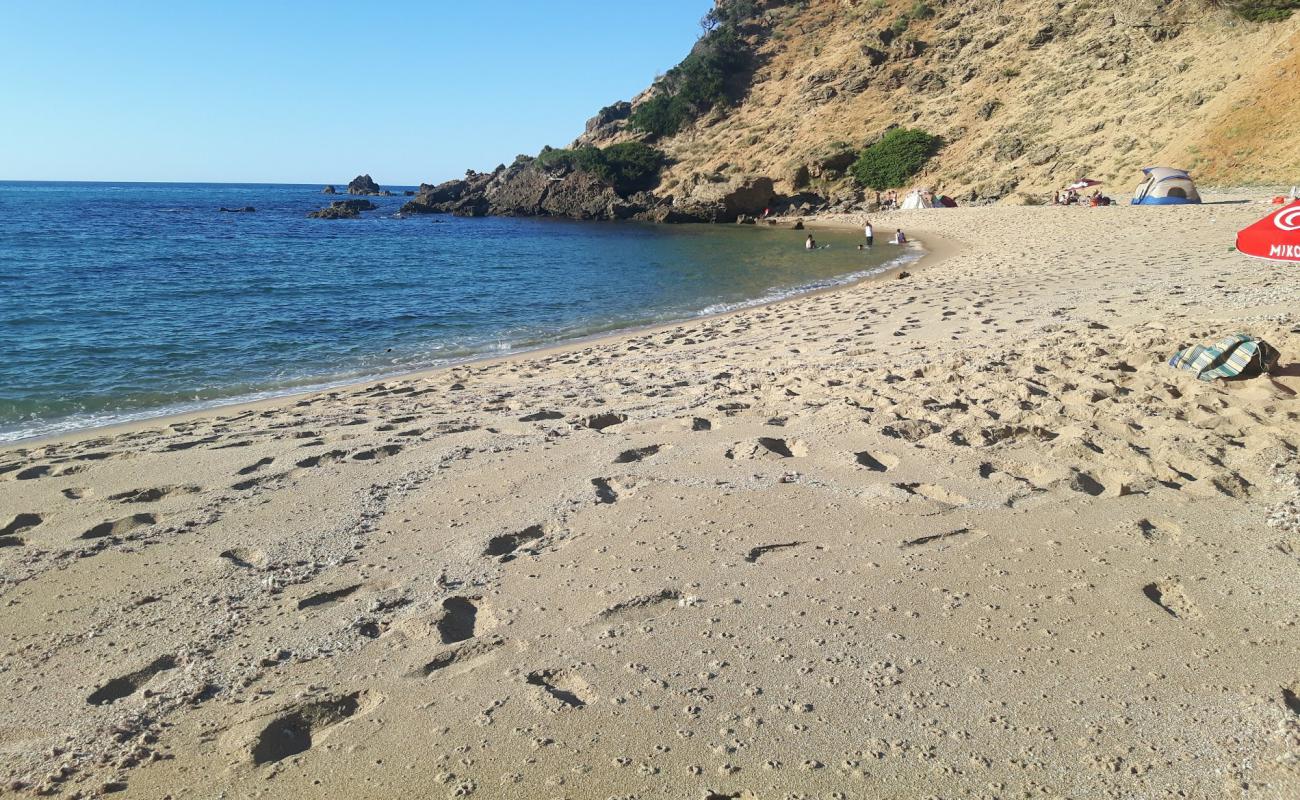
[3, 199, 1298, 798]
[1, 227, 948, 452]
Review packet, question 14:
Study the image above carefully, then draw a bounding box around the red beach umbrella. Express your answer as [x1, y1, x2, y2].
[1236, 200, 1300, 262]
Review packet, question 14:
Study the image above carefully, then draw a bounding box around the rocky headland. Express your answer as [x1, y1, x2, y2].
[395, 0, 1300, 224]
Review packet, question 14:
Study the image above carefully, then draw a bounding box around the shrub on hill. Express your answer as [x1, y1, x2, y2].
[535, 142, 666, 196]
[629, 22, 752, 138]
[1225, 1, 1300, 21]
[849, 128, 943, 190]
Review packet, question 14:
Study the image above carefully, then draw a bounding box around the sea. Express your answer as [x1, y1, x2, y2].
[0, 181, 917, 443]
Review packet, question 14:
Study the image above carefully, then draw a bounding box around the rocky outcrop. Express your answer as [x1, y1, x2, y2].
[573, 101, 633, 147]
[400, 160, 790, 224]
[322, 185, 337, 195]
[672, 176, 776, 223]
[308, 199, 376, 219]
[401, 161, 650, 221]
[346, 175, 382, 196]
[219, 206, 256, 213]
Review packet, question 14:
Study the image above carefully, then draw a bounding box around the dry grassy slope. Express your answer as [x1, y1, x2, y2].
[588, 0, 1300, 202]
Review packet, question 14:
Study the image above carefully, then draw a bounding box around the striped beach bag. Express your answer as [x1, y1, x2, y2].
[1168, 334, 1279, 382]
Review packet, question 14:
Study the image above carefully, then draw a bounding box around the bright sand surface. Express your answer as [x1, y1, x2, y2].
[2, 196, 1299, 799]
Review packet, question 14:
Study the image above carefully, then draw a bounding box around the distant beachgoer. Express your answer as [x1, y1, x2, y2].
[893, 229, 907, 244]
[805, 234, 817, 250]
[857, 244, 864, 251]
[864, 221, 874, 246]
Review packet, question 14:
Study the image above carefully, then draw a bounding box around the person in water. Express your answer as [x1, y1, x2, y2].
[805, 234, 816, 250]
[893, 229, 907, 244]
[864, 220, 874, 246]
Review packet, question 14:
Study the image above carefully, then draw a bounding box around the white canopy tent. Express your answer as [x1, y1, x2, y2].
[900, 189, 936, 210]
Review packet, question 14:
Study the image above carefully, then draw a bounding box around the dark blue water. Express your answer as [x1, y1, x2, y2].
[0, 181, 916, 442]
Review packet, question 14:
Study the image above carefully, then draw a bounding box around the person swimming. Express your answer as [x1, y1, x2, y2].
[805, 234, 816, 250]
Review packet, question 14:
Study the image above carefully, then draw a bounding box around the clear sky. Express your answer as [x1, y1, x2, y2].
[0, 1, 710, 185]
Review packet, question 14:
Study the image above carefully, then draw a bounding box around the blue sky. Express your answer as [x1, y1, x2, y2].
[0, 1, 710, 184]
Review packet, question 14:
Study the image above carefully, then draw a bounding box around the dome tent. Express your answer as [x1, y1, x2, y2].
[1131, 167, 1201, 205]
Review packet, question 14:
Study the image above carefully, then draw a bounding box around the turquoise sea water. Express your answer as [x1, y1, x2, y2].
[0, 181, 917, 442]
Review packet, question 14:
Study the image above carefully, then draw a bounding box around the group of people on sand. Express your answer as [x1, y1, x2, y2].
[804, 220, 906, 250]
[1053, 188, 1111, 207]
[875, 190, 901, 211]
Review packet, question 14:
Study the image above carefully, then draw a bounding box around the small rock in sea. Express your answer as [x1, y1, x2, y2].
[308, 199, 377, 219]
[322, 185, 337, 194]
[346, 174, 383, 195]
[218, 206, 255, 213]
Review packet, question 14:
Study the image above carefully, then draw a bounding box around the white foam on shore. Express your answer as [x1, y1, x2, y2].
[0, 245, 923, 445]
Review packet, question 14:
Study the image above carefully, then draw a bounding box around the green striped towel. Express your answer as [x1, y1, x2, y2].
[1168, 334, 1278, 382]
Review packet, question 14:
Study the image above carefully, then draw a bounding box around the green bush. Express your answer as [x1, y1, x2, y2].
[534, 142, 665, 196]
[629, 24, 750, 137]
[849, 128, 942, 190]
[1226, 1, 1299, 21]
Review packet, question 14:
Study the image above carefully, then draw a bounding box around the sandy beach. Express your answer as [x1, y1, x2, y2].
[2, 197, 1298, 798]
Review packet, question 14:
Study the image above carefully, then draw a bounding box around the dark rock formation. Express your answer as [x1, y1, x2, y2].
[308, 199, 377, 219]
[346, 175, 382, 195]
[219, 206, 256, 213]
[403, 190, 416, 196]
[400, 161, 782, 225]
[322, 185, 337, 194]
[400, 161, 644, 221]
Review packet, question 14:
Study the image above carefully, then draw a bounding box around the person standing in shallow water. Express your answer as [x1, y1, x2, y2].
[805, 234, 817, 250]
[864, 220, 874, 246]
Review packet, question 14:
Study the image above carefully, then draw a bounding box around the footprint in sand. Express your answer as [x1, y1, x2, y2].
[1142, 578, 1201, 620]
[854, 451, 899, 472]
[408, 637, 505, 678]
[484, 525, 546, 561]
[295, 449, 349, 469]
[220, 547, 270, 570]
[86, 655, 177, 705]
[241, 691, 382, 765]
[726, 437, 808, 461]
[436, 596, 492, 644]
[518, 410, 565, 422]
[107, 486, 200, 503]
[526, 668, 595, 711]
[1136, 518, 1182, 543]
[296, 583, 363, 611]
[235, 457, 274, 476]
[577, 412, 627, 432]
[79, 513, 160, 540]
[594, 589, 681, 625]
[351, 443, 402, 462]
[0, 513, 43, 547]
[613, 444, 665, 464]
[894, 482, 969, 507]
[1283, 684, 1300, 716]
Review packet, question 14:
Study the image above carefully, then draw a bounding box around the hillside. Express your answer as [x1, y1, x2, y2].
[572, 0, 1300, 206]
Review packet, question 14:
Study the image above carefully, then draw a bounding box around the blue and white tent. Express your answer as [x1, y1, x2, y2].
[1131, 167, 1201, 205]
